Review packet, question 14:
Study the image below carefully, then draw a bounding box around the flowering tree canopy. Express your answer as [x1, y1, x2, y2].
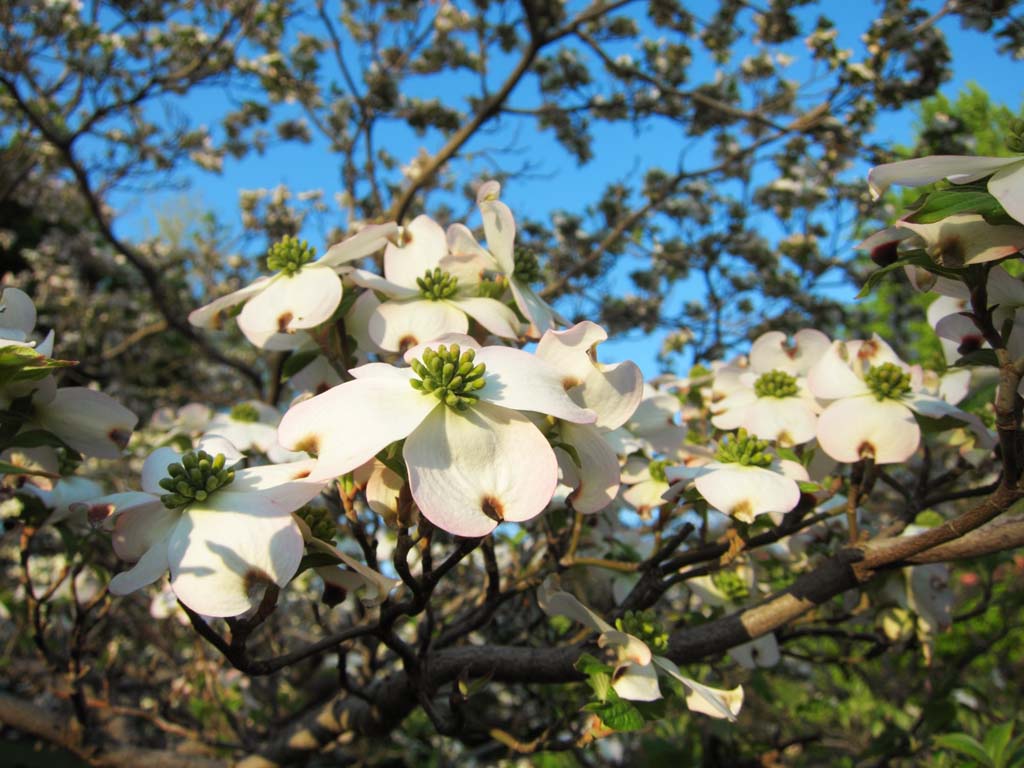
[4, 2, 1024, 767]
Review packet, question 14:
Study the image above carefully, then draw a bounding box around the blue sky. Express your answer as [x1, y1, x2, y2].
[108, 2, 1024, 376]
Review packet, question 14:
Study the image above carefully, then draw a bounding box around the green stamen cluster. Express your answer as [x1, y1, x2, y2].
[158, 450, 234, 509]
[409, 343, 486, 410]
[513, 248, 541, 284]
[267, 235, 316, 276]
[1008, 118, 1024, 154]
[615, 609, 669, 654]
[715, 429, 772, 468]
[296, 505, 337, 542]
[230, 402, 260, 423]
[648, 458, 671, 484]
[712, 570, 750, 604]
[864, 362, 911, 401]
[416, 267, 459, 301]
[753, 369, 799, 399]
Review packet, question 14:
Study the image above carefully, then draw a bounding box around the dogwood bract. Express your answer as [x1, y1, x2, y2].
[278, 335, 596, 536]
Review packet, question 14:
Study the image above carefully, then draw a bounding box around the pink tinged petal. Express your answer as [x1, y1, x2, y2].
[806, 342, 870, 400]
[168, 506, 304, 617]
[611, 661, 662, 702]
[652, 657, 743, 720]
[926, 295, 968, 329]
[278, 376, 436, 481]
[694, 464, 800, 522]
[536, 579, 616, 633]
[987, 160, 1024, 226]
[740, 397, 819, 446]
[816, 397, 919, 465]
[749, 329, 831, 375]
[112, 502, 179, 561]
[384, 215, 448, 289]
[368, 299, 469, 353]
[622, 479, 671, 515]
[450, 296, 522, 339]
[319, 222, 399, 268]
[904, 392, 971, 422]
[473, 346, 596, 424]
[867, 155, 1020, 198]
[366, 460, 403, 520]
[899, 214, 1024, 266]
[36, 387, 138, 459]
[187, 277, 271, 329]
[346, 268, 418, 298]
[109, 541, 169, 596]
[479, 198, 516, 274]
[238, 266, 342, 339]
[934, 312, 985, 349]
[289, 356, 343, 395]
[559, 422, 620, 514]
[938, 370, 971, 405]
[510, 280, 560, 338]
[404, 401, 558, 537]
[856, 225, 919, 253]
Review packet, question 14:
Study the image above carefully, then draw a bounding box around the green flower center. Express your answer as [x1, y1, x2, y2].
[158, 450, 235, 509]
[714, 429, 772, 468]
[864, 362, 911, 401]
[267, 235, 316, 277]
[753, 369, 799, 399]
[417, 267, 459, 300]
[295, 505, 337, 542]
[615, 609, 669, 654]
[409, 343, 486, 410]
[648, 458, 671, 484]
[711, 570, 750, 604]
[513, 248, 541, 285]
[230, 402, 260, 423]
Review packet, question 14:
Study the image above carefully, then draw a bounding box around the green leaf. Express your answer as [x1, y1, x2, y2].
[582, 698, 645, 731]
[281, 349, 320, 380]
[984, 722, 1014, 768]
[952, 349, 1000, 369]
[857, 250, 961, 299]
[797, 481, 822, 493]
[933, 733, 993, 766]
[904, 188, 1008, 225]
[0, 345, 76, 387]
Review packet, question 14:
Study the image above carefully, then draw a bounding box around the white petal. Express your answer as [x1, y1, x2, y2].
[559, 422, 621, 514]
[0, 287, 35, 337]
[195, 435, 246, 468]
[404, 401, 557, 536]
[384, 215, 448, 289]
[141, 446, 185, 494]
[319, 222, 399, 267]
[749, 329, 831, 375]
[695, 464, 800, 522]
[112, 502, 179, 561]
[238, 265, 342, 338]
[510, 280, 561, 338]
[989, 161, 1024, 226]
[368, 299, 468, 353]
[346, 267, 418, 298]
[36, 388, 137, 459]
[450, 296, 522, 339]
[622, 478, 671, 515]
[109, 541, 169, 596]
[738, 397, 820, 446]
[479, 197, 516, 274]
[816, 397, 919, 464]
[867, 155, 1019, 198]
[475, 346, 596, 423]
[900, 214, 1024, 267]
[611, 661, 662, 702]
[535, 578, 615, 633]
[446, 223, 496, 267]
[806, 342, 870, 400]
[188, 277, 271, 329]
[278, 374, 436, 480]
[212, 459, 326, 516]
[168, 506, 304, 617]
[652, 657, 743, 720]
[305, 536, 400, 606]
[729, 634, 780, 669]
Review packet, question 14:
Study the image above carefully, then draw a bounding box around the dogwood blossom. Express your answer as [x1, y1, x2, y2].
[89, 443, 326, 616]
[188, 224, 397, 349]
[537, 579, 743, 719]
[278, 335, 596, 536]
